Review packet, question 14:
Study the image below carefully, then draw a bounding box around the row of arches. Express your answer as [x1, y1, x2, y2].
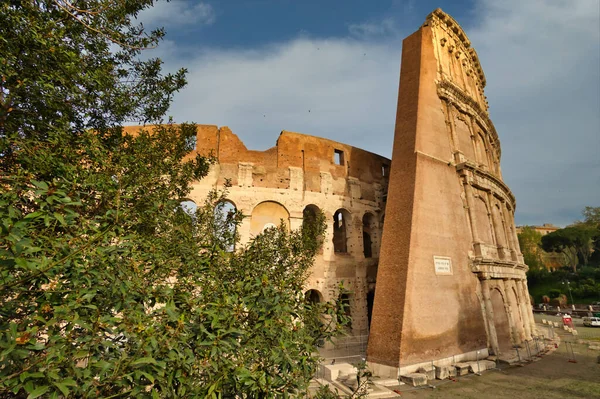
[470, 190, 519, 259]
[454, 115, 499, 175]
[181, 197, 382, 259]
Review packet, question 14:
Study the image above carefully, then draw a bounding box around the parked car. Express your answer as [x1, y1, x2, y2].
[582, 317, 600, 327]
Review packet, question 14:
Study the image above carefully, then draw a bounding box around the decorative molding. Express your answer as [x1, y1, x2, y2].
[437, 79, 500, 158]
[425, 8, 486, 88]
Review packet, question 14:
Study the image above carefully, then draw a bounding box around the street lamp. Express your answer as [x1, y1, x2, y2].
[562, 280, 575, 310]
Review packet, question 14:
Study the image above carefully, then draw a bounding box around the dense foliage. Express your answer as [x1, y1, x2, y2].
[1, 1, 352, 397]
[521, 207, 600, 304]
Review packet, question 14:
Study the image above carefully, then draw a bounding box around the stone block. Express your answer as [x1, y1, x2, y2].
[416, 365, 435, 380]
[468, 360, 496, 373]
[322, 364, 356, 382]
[435, 365, 456, 380]
[455, 362, 471, 376]
[400, 373, 428, 387]
[377, 378, 402, 387]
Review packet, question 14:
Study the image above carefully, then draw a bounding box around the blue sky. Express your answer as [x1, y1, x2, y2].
[138, 0, 600, 227]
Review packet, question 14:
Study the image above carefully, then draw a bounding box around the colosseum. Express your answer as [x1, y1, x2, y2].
[185, 125, 390, 337]
[134, 8, 537, 380]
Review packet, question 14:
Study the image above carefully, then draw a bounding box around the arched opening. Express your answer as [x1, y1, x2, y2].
[362, 213, 376, 258]
[474, 196, 494, 245]
[491, 288, 512, 352]
[510, 287, 525, 342]
[304, 289, 322, 305]
[367, 288, 375, 329]
[179, 199, 197, 217]
[250, 201, 290, 237]
[333, 209, 350, 253]
[214, 200, 237, 252]
[476, 133, 490, 169]
[493, 204, 507, 248]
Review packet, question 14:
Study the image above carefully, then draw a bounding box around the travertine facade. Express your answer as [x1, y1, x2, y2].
[366, 9, 534, 376]
[184, 126, 391, 335]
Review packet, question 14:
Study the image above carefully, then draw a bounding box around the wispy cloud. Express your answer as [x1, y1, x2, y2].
[348, 17, 398, 38]
[137, 1, 215, 28]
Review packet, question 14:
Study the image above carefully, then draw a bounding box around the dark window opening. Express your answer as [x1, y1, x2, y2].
[333, 210, 348, 253]
[305, 289, 322, 305]
[363, 232, 372, 258]
[367, 289, 375, 328]
[382, 164, 389, 177]
[362, 213, 375, 258]
[334, 149, 344, 166]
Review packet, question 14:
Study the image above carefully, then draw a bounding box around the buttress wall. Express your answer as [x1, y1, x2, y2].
[367, 8, 535, 375]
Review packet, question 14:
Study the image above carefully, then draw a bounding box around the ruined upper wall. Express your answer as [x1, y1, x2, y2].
[194, 125, 391, 197]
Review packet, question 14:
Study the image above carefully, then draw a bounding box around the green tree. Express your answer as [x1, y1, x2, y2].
[581, 206, 600, 226]
[1, 1, 347, 397]
[518, 226, 544, 270]
[541, 225, 597, 271]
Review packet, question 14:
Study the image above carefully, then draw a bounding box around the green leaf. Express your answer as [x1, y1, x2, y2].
[131, 357, 158, 366]
[53, 382, 70, 397]
[26, 385, 49, 399]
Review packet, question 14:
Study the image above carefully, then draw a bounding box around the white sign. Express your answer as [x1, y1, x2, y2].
[434, 256, 453, 275]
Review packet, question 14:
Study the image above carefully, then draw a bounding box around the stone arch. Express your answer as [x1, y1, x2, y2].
[214, 200, 238, 252]
[509, 286, 525, 342]
[250, 201, 290, 237]
[490, 287, 512, 352]
[475, 133, 489, 169]
[304, 289, 323, 305]
[474, 194, 494, 245]
[303, 204, 323, 253]
[333, 208, 351, 253]
[362, 212, 377, 258]
[454, 114, 476, 161]
[492, 203, 508, 248]
[179, 199, 198, 217]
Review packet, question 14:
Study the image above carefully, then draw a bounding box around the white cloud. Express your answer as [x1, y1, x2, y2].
[156, 37, 402, 154]
[150, 0, 598, 226]
[348, 17, 398, 38]
[469, 0, 600, 225]
[137, 1, 215, 28]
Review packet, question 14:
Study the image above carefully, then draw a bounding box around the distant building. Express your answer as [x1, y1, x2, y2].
[516, 224, 560, 236]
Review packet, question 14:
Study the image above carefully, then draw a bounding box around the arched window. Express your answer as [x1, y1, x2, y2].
[476, 133, 490, 169]
[302, 205, 323, 252]
[214, 200, 237, 252]
[362, 213, 376, 258]
[250, 201, 290, 237]
[180, 200, 197, 218]
[304, 289, 322, 305]
[333, 209, 351, 253]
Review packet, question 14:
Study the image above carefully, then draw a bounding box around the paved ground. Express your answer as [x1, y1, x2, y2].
[392, 323, 600, 399]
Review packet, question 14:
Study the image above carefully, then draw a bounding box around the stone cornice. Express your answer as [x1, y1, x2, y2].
[425, 8, 486, 88]
[437, 79, 500, 157]
[456, 162, 516, 206]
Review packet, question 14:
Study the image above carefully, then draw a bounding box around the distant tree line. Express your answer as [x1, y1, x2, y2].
[519, 207, 600, 304]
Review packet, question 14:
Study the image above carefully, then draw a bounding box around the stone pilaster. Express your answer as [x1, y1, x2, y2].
[480, 278, 499, 355]
[500, 279, 521, 346]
